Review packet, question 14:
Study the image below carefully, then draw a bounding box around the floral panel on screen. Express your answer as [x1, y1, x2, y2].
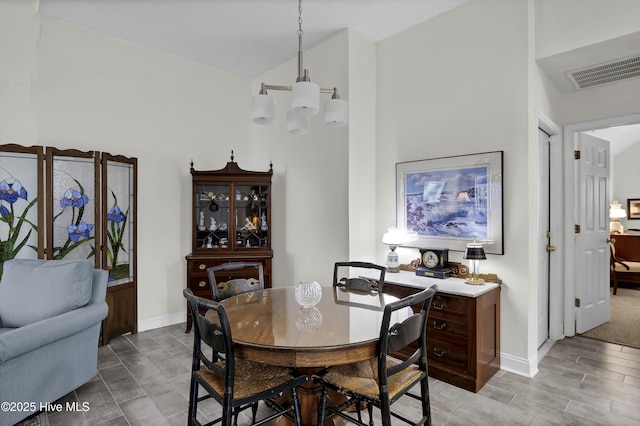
[0, 147, 42, 277]
[105, 160, 134, 284]
[49, 153, 98, 262]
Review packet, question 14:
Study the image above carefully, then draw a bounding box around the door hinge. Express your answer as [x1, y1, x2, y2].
[574, 150, 581, 159]
[575, 298, 581, 307]
[546, 230, 551, 238]
[575, 224, 581, 233]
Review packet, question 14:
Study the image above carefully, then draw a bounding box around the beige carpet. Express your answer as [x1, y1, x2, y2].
[580, 287, 640, 348]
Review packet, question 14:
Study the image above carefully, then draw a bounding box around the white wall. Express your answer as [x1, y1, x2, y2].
[376, 0, 532, 365]
[535, 0, 640, 59]
[0, 0, 39, 145]
[347, 30, 378, 264]
[1, 3, 252, 329]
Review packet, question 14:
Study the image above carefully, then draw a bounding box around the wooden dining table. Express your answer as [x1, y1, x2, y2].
[209, 285, 411, 426]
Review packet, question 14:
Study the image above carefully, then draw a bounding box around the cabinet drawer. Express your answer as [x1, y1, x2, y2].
[188, 259, 272, 275]
[427, 337, 468, 371]
[430, 293, 469, 316]
[428, 316, 468, 338]
[187, 259, 220, 273]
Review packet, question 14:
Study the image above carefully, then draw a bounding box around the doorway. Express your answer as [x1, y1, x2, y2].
[562, 113, 640, 338]
[537, 112, 562, 352]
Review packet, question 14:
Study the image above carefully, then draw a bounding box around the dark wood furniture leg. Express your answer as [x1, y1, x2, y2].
[270, 368, 343, 426]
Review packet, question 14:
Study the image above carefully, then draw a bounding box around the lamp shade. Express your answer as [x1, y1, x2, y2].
[286, 108, 309, 135]
[610, 201, 626, 219]
[324, 98, 348, 128]
[382, 228, 418, 245]
[382, 228, 406, 246]
[463, 241, 486, 260]
[251, 93, 276, 125]
[291, 81, 319, 115]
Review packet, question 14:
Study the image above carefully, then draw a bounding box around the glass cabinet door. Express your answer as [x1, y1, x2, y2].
[195, 184, 230, 249]
[234, 184, 269, 248]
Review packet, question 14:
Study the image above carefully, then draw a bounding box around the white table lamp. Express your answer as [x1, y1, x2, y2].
[610, 201, 626, 234]
[382, 228, 417, 273]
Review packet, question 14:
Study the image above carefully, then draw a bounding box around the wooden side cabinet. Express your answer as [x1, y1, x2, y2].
[372, 271, 500, 392]
[185, 155, 273, 332]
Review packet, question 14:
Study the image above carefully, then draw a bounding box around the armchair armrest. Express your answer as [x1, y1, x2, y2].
[0, 302, 107, 364]
[611, 253, 631, 270]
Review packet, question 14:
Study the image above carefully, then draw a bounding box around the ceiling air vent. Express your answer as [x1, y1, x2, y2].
[566, 54, 640, 90]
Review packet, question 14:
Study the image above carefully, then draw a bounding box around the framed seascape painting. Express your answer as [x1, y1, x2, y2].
[396, 151, 504, 254]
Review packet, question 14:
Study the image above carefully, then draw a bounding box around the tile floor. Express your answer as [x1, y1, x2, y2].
[43, 324, 640, 425]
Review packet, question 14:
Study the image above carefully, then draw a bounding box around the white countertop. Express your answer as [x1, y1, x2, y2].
[362, 270, 500, 298]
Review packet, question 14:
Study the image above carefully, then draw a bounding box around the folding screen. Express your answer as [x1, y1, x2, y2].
[1, 144, 137, 345]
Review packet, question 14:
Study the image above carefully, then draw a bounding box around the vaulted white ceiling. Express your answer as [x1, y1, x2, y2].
[38, 0, 470, 78]
[37, 0, 640, 152]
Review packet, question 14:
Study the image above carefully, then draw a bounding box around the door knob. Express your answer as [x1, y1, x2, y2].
[546, 245, 556, 252]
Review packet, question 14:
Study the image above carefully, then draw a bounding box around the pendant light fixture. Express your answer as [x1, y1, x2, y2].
[250, 0, 348, 134]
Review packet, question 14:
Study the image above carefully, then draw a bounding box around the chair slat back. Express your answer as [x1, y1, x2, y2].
[207, 262, 265, 301]
[386, 313, 423, 354]
[333, 261, 386, 293]
[183, 289, 234, 375]
[378, 285, 437, 381]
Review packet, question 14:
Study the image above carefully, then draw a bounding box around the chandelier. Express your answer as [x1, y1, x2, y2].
[250, 0, 349, 134]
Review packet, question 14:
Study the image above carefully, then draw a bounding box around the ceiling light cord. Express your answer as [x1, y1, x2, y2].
[250, 0, 348, 134]
[297, 0, 306, 82]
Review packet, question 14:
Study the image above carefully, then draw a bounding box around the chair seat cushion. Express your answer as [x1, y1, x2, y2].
[197, 358, 297, 399]
[613, 261, 640, 273]
[318, 356, 423, 400]
[0, 259, 93, 327]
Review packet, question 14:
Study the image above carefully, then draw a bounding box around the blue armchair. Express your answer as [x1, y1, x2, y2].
[0, 259, 108, 426]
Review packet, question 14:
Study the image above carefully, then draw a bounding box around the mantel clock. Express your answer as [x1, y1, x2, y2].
[416, 248, 451, 279]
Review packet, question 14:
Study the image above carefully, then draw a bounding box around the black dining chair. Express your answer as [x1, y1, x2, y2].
[183, 289, 307, 426]
[207, 262, 265, 301]
[333, 261, 387, 293]
[315, 285, 438, 426]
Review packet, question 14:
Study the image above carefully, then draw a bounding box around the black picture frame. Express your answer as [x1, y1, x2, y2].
[627, 198, 640, 220]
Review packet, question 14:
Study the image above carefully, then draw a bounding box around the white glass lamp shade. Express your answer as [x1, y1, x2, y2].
[251, 93, 276, 125]
[610, 201, 626, 233]
[291, 81, 319, 115]
[382, 228, 406, 246]
[324, 98, 348, 128]
[286, 109, 310, 135]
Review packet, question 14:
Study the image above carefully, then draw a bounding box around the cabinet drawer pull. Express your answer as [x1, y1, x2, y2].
[432, 347, 447, 357]
[432, 302, 445, 310]
[198, 281, 207, 288]
[432, 320, 447, 330]
[199, 264, 206, 270]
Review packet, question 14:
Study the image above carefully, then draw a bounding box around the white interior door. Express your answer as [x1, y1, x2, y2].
[575, 133, 610, 333]
[537, 128, 550, 348]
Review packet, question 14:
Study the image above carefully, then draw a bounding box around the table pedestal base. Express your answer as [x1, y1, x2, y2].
[270, 369, 344, 426]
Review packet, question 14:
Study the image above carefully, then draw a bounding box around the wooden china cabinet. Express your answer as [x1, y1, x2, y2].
[185, 154, 273, 332]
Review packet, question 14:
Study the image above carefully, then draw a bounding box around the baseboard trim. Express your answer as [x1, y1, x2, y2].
[500, 351, 537, 378]
[138, 312, 186, 332]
